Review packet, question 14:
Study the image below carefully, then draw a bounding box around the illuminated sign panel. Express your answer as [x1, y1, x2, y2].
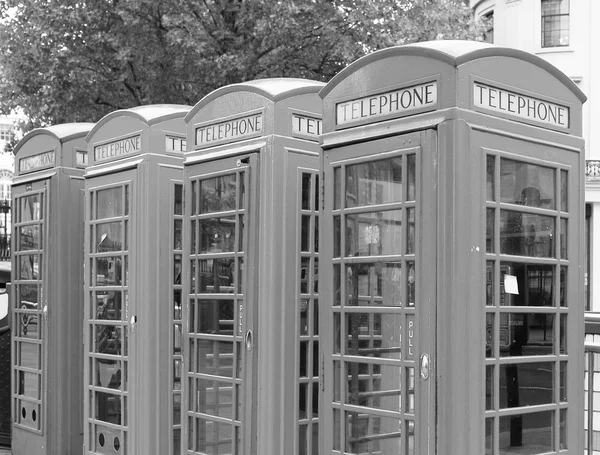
[292, 113, 322, 140]
[94, 135, 142, 163]
[473, 82, 569, 129]
[336, 81, 438, 126]
[196, 113, 263, 147]
[19, 151, 55, 173]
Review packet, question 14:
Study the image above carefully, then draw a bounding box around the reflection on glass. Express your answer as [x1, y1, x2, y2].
[345, 312, 401, 359]
[174, 220, 182, 250]
[485, 418, 493, 455]
[313, 300, 319, 335]
[302, 173, 311, 211]
[198, 258, 235, 293]
[499, 362, 554, 408]
[486, 209, 494, 253]
[96, 257, 122, 286]
[96, 325, 122, 355]
[407, 154, 416, 202]
[560, 314, 566, 354]
[198, 300, 234, 335]
[560, 170, 568, 212]
[18, 313, 39, 339]
[195, 419, 232, 454]
[499, 411, 553, 454]
[96, 187, 123, 220]
[500, 210, 555, 257]
[301, 216, 311, 252]
[196, 339, 234, 378]
[560, 361, 567, 402]
[196, 378, 233, 419]
[200, 175, 237, 214]
[345, 210, 402, 257]
[19, 371, 39, 399]
[174, 255, 182, 285]
[346, 157, 402, 207]
[560, 266, 567, 307]
[199, 217, 236, 253]
[333, 409, 341, 451]
[407, 208, 415, 254]
[345, 362, 400, 412]
[500, 263, 554, 306]
[300, 257, 310, 294]
[95, 359, 122, 389]
[345, 413, 401, 454]
[498, 314, 554, 357]
[407, 261, 415, 307]
[486, 366, 494, 410]
[487, 155, 495, 202]
[20, 194, 42, 222]
[175, 184, 183, 216]
[19, 226, 40, 251]
[96, 222, 123, 252]
[95, 292, 122, 320]
[560, 218, 567, 259]
[334, 167, 341, 210]
[18, 254, 39, 280]
[238, 172, 245, 210]
[19, 342, 39, 369]
[346, 262, 402, 306]
[334, 216, 341, 257]
[486, 262, 494, 306]
[95, 392, 121, 424]
[486, 314, 494, 358]
[500, 159, 555, 209]
[406, 366, 415, 414]
[19, 284, 38, 307]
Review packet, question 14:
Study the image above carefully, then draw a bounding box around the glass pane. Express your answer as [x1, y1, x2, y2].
[95, 392, 121, 424]
[406, 261, 415, 307]
[486, 209, 494, 253]
[95, 257, 123, 286]
[334, 167, 341, 210]
[195, 340, 234, 378]
[498, 314, 554, 356]
[200, 174, 237, 214]
[345, 312, 401, 359]
[19, 284, 38, 307]
[486, 314, 494, 358]
[95, 292, 122, 321]
[302, 173, 311, 211]
[175, 184, 183, 215]
[17, 313, 39, 339]
[346, 262, 402, 306]
[18, 342, 39, 369]
[487, 155, 495, 201]
[560, 218, 567, 259]
[313, 300, 319, 336]
[407, 154, 416, 201]
[198, 300, 234, 335]
[238, 171, 245, 211]
[18, 371, 39, 399]
[499, 411, 554, 454]
[486, 366, 494, 410]
[174, 220, 182, 250]
[345, 362, 401, 412]
[406, 208, 415, 254]
[560, 169, 567, 212]
[200, 217, 237, 253]
[499, 262, 554, 306]
[96, 325, 123, 356]
[500, 210, 555, 257]
[560, 314, 566, 354]
[560, 266, 567, 307]
[18, 254, 39, 280]
[499, 362, 554, 407]
[345, 210, 402, 257]
[500, 159, 555, 209]
[191, 181, 197, 216]
[344, 413, 400, 454]
[560, 361, 567, 402]
[20, 194, 42, 222]
[195, 378, 233, 419]
[334, 216, 341, 257]
[96, 222, 123, 252]
[301, 215, 311, 252]
[486, 261, 495, 306]
[19, 225, 40, 251]
[346, 157, 402, 207]
[485, 418, 494, 455]
[198, 258, 235, 293]
[96, 187, 123, 220]
[95, 359, 122, 390]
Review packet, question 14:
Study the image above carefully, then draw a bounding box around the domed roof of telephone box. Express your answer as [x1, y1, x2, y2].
[13, 122, 95, 156]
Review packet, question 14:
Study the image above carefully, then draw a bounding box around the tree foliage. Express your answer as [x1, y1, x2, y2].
[0, 0, 485, 129]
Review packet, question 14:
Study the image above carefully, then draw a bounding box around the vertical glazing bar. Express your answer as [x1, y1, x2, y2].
[589, 352, 594, 455]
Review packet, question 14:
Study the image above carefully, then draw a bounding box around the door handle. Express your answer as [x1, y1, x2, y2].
[420, 353, 430, 380]
[245, 330, 253, 351]
[130, 315, 137, 333]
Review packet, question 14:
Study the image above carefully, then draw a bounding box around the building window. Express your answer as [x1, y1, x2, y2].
[585, 203, 591, 311]
[541, 0, 569, 47]
[483, 11, 494, 44]
[0, 124, 13, 142]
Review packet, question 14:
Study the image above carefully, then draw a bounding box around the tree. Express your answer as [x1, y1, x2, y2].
[0, 0, 485, 130]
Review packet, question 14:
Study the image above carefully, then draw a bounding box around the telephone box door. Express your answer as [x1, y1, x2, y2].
[321, 130, 437, 455]
[12, 181, 47, 452]
[85, 171, 135, 455]
[184, 153, 259, 455]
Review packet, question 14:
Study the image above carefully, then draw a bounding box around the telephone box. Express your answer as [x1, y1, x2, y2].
[83, 105, 190, 455]
[182, 78, 323, 455]
[319, 41, 586, 455]
[11, 123, 94, 455]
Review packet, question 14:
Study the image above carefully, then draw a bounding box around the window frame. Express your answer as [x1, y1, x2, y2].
[541, 0, 570, 48]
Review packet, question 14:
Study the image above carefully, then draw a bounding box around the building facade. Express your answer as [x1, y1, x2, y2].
[469, 0, 600, 311]
[0, 114, 17, 260]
